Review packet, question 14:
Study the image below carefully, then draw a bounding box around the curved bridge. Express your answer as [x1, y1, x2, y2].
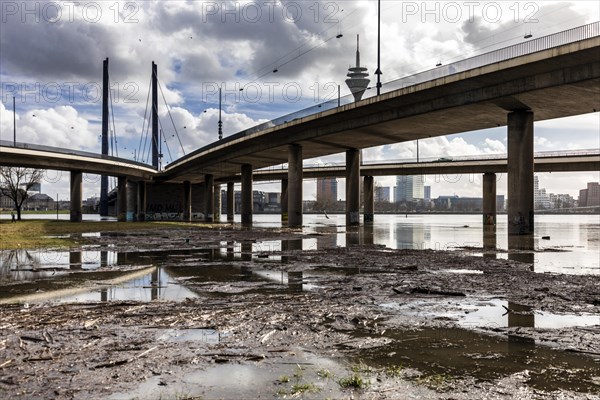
[1, 23, 599, 229]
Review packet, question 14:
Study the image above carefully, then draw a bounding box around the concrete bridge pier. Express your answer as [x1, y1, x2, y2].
[241, 164, 253, 226]
[281, 178, 288, 224]
[214, 184, 222, 222]
[483, 172, 496, 226]
[364, 175, 374, 224]
[183, 181, 192, 222]
[126, 181, 137, 221]
[346, 148, 361, 226]
[117, 176, 127, 222]
[507, 110, 534, 235]
[70, 170, 82, 222]
[205, 174, 214, 223]
[137, 181, 146, 222]
[288, 144, 303, 228]
[227, 182, 235, 222]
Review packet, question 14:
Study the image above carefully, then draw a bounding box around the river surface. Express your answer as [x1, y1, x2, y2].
[1, 213, 598, 275]
[243, 213, 600, 275]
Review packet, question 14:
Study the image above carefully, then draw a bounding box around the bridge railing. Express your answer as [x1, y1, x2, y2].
[168, 22, 599, 169]
[254, 149, 600, 172]
[0, 140, 154, 170]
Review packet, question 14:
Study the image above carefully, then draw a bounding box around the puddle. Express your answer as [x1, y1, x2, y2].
[352, 326, 600, 394]
[108, 348, 363, 400]
[381, 299, 599, 330]
[0, 243, 328, 303]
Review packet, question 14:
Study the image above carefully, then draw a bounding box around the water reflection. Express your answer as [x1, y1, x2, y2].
[483, 226, 497, 260]
[303, 214, 598, 275]
[508, 234, 536, 268]
[0, 248, 119, 282]
[395, 223, 427, 250]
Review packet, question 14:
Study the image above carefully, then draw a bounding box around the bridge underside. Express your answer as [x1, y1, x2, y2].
[160, 38, 600, 184]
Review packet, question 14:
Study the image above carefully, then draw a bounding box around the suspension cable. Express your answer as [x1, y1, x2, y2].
[138, 76, 152, 163]
[157, 78, 186, 156]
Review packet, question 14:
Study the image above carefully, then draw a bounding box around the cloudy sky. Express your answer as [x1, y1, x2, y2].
[1, 0, 599, 201]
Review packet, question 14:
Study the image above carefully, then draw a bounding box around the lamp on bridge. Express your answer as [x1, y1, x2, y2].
[375, 0, 382, 96]
[218, 87, 223, 140]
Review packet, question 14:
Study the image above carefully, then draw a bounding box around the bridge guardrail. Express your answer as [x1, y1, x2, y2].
[0, 140, 155, 170]
[253, 149, 600, 172]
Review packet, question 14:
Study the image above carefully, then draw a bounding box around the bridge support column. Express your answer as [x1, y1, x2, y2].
[126, 181, 137, 221]
[507, 110, 534, 235]
[117, 176, 127, 222]
[214, 184, 221, 222]
[227, 182, 235, 222]
[288, 144, 303, 228]
[364, 175, 374, 224]
[346, 148, 360, 226]
[241, 164, 253, 226]
[70, 170, 82, 222]
[483, 173, 496, 226]
[183, 180, 192, 222]
[281, 178, 288, 224]
[137, 181, 146, 222]
[205, 174, 214, 223]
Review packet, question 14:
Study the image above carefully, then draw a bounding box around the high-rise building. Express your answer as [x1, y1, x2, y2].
[534, 175, 551, 209]
[395, 175, 424, 202]
[316, 178, 338, 203]
[374, 186, 390, 202]
[579, 182, 600, 207]
[424, 186, 431, 201]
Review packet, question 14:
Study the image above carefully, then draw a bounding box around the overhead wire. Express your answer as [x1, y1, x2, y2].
[157, 78, 186, 156]
[138, 77, 152, 163]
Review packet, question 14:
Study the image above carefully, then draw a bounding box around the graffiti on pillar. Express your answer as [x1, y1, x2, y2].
[146, 212, 205, 221]
[147, 202, 183, 214]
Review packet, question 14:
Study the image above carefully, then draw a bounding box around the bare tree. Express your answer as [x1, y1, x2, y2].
[0, 167, 43, 220]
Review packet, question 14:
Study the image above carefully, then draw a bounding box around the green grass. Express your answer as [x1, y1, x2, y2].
[0, 220, 213, 250]
[338, 373, 370, 389]
[317, 368, 334, 380]
[290, 383, 320, 395]
[416, 373, 454, 390]
[385, 364, 404, 378]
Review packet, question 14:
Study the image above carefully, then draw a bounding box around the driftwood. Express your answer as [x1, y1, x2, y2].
[409, 287, 466, 297]
[92, 345, 158, 369]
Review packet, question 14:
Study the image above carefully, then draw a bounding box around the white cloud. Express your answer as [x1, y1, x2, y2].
[0, 101, 98, 149]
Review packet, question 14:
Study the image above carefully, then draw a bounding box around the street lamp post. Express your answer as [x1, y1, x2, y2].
[218, 87, 223, 140]
[376, 0, 382, 96]
[13, 96, 16, 145]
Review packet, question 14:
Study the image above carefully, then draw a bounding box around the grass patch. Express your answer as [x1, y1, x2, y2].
[292, 366, 304, 380]
[385, 364, 404, 378]
[317, 368, 334, 380]
[290, 383, 320, 395]
[416, 373, 454, 390]
[338, 373, 370, 389]
[278, 375, 289, 383]
[0, 220, 209, 250]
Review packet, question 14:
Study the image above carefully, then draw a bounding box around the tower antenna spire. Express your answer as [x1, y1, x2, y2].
[345, 34, 370, 102]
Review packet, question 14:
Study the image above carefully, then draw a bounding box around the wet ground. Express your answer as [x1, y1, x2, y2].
[0, 223, 599, 399]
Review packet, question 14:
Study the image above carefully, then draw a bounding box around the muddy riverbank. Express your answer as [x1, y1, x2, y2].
[1, 225, 599, 399]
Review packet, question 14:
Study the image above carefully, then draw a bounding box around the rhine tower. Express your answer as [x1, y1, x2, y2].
[345, 35, 370, 102]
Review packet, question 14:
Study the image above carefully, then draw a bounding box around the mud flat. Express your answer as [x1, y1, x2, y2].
[1, 226, 599, 399]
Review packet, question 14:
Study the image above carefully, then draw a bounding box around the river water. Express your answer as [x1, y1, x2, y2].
[1, 213, 598, 275]
[241, 213, 600, 275]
